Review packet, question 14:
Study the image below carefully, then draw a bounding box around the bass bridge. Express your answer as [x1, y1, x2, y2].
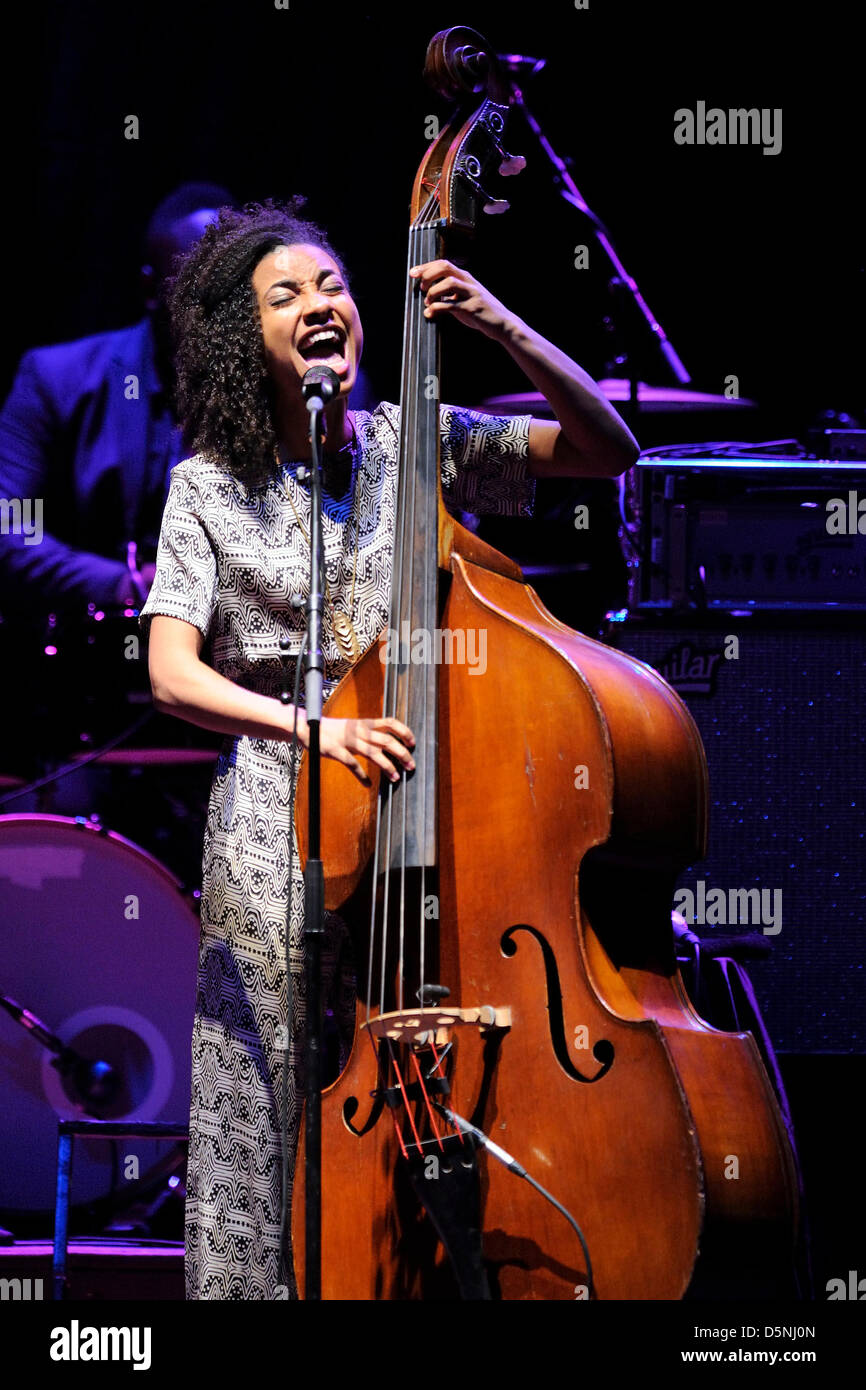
[362, 1003, 512, 1300]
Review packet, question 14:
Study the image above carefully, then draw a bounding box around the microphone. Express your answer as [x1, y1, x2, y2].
[301, 365, 341, 407]
[60, 1054, 121, 1110]
[0, 994, 120, 1113]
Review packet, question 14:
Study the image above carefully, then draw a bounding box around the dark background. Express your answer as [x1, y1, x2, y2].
[1, 0, 862, 1296]
[3, 0, 861, 429]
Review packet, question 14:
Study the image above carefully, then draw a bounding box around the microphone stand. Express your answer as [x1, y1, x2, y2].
[500, 55, 691, 433]
[498, 54, 693, 618]
[299, 382, 328, 1301]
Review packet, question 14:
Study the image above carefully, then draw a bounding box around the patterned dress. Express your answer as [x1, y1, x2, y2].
[140, 401, 534, 1299]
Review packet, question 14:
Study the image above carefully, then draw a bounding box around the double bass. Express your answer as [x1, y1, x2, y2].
[294, 26, 799, 1299]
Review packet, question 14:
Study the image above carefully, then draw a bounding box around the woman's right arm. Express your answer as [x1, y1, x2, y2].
[147, 614, 415, 783]
[147, 614, 309, 744]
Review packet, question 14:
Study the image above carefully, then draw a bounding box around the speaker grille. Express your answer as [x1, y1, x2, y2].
[609, 623, 866, 1053]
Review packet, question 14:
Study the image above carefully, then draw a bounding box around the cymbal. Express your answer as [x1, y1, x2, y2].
[479, 379, 758, 416]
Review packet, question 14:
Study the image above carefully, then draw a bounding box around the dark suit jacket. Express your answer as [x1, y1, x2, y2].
[0, 317, 381, 616]
[0, 317, 172, 613]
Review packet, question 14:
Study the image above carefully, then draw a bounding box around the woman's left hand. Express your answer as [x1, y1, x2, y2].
[409, 260, 514, 342]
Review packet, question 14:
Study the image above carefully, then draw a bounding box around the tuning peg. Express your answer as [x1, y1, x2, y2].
[498, 152, 526, 178]
[458, 162, 512, 215]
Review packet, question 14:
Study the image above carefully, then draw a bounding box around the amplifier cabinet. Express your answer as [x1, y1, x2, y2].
[626, 458, 866, 609]
[609, 616, 866, 1053]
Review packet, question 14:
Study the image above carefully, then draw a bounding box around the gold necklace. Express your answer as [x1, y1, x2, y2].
[277, 430, 363, 663]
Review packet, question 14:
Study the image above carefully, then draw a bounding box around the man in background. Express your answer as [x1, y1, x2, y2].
[0, 184, 235, 807]
[0, 183, 235, 617]
[0, 183, 377, 829]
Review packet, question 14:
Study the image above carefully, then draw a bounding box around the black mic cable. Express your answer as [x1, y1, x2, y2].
[435, 1102, 595, 1300]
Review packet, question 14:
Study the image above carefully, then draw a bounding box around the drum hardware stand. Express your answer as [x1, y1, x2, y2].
[498, 50, 690, 434]
[0, 709, 154, 810]
[0, 992, 117, 1247]
[494, 54, 695, 627]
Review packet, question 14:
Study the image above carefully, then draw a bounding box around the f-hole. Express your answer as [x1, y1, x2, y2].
[501, 924, 614, 1083]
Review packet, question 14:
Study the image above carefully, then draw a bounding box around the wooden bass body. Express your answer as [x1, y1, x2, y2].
[293, 551, 799, 1299]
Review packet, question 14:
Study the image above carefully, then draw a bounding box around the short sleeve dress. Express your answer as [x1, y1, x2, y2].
[140, 401, 534, 1299]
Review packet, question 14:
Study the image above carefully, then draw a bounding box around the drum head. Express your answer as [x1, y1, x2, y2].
[0, 814, 200, 1222]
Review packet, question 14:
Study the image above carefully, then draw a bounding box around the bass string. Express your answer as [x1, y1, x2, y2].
[367, 215, 418, 1025]
[405, 212, 439, 1015]
[394, 218, 424, 1013]
[416, 203, 441, 1010]
[367, 196, 441, 1030]
[395, 218, 424, 1015]
[389, 214, 418, 1019]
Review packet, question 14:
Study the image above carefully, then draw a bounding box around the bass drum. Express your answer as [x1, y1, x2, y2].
[0, 814, 200, 1229]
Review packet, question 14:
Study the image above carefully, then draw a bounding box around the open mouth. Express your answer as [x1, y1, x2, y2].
[297, 327, 349, 371]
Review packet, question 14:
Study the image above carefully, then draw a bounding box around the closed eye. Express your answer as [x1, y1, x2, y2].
[271, 281, 343, 307]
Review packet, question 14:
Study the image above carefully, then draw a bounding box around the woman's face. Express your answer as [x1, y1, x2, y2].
[252, 242, 363, 403]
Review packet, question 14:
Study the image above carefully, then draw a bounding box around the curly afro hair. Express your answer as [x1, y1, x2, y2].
[167, 198, 349, 488]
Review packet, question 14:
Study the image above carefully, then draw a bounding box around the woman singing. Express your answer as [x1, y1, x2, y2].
[140, 199, 638, 1299]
